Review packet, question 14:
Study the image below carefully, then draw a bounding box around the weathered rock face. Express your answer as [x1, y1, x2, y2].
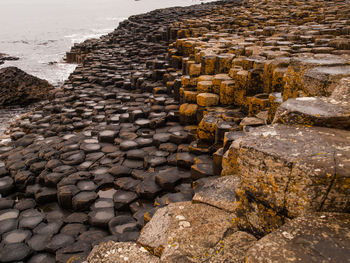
[137, 201, 234, 261]
[0, 67, 53, 106]
[192, 175, 240, 213]
[245, 213, 350, 263]
[274, 77, 350, 130]
[229, 124, 350, 236]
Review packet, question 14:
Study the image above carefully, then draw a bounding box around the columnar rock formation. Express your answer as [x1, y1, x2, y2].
[0, 0, 349, 262]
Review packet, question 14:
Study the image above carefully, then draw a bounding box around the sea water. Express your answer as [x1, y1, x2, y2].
[0, 0, 215, 87]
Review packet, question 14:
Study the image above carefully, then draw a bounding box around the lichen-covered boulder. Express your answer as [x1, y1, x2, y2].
[137, 201, 234, 261]
[245, 213, 350, 263]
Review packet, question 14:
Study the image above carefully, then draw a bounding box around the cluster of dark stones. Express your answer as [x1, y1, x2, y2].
[0, 1, 238, 262]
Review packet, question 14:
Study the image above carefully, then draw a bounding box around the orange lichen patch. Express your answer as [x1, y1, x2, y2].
[247, 93, 270, 117]
[220, 80, 236, 105]
[183, 90, 197, 103]
[212, 74, 232, 94]
[197, 80, 213, 93]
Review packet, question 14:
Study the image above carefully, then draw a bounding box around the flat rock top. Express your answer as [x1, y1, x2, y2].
[240, 124, 350, 174]
[85, 241, 160, 263]
[246, 212, 350, 263]
[279, 97, 350, 118]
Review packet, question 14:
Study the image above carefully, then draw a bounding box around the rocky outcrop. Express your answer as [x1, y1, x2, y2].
[0, 67, 53, 106]
[0, 53, 19, 66]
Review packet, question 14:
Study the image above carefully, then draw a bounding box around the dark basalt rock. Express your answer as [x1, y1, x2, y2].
[113, 190, 138, 210]
[60, 223, 87, 237]
[0, 66, 53, 106]
[46, 233, 75, 253]
[155, 167, 182, 191]
[108, 164, 132, 177]
[72, 191, 97, 211]
[0, 242, 31, 262]
[0, 176, 14, 196]
[0, 218, 18, 235]
[2, 229, 32, 244]
[88, 208, 115, 228]
[27, 233, 52, 251]
[19, 209, 44, 229]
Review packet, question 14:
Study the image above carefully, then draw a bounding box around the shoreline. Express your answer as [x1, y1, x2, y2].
[0, 0, 350, 262]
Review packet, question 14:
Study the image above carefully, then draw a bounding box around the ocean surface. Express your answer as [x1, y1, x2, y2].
[0, 0, 215, 87]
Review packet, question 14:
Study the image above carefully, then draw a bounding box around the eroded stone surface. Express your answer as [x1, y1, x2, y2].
[230, 124, 350, 236]
[86, 241, 160, 263]
[245, 213, 350, 263]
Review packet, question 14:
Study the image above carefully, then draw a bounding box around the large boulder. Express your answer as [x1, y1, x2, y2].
[228, 124, 350, 236]
[0, 67, 53, 106]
